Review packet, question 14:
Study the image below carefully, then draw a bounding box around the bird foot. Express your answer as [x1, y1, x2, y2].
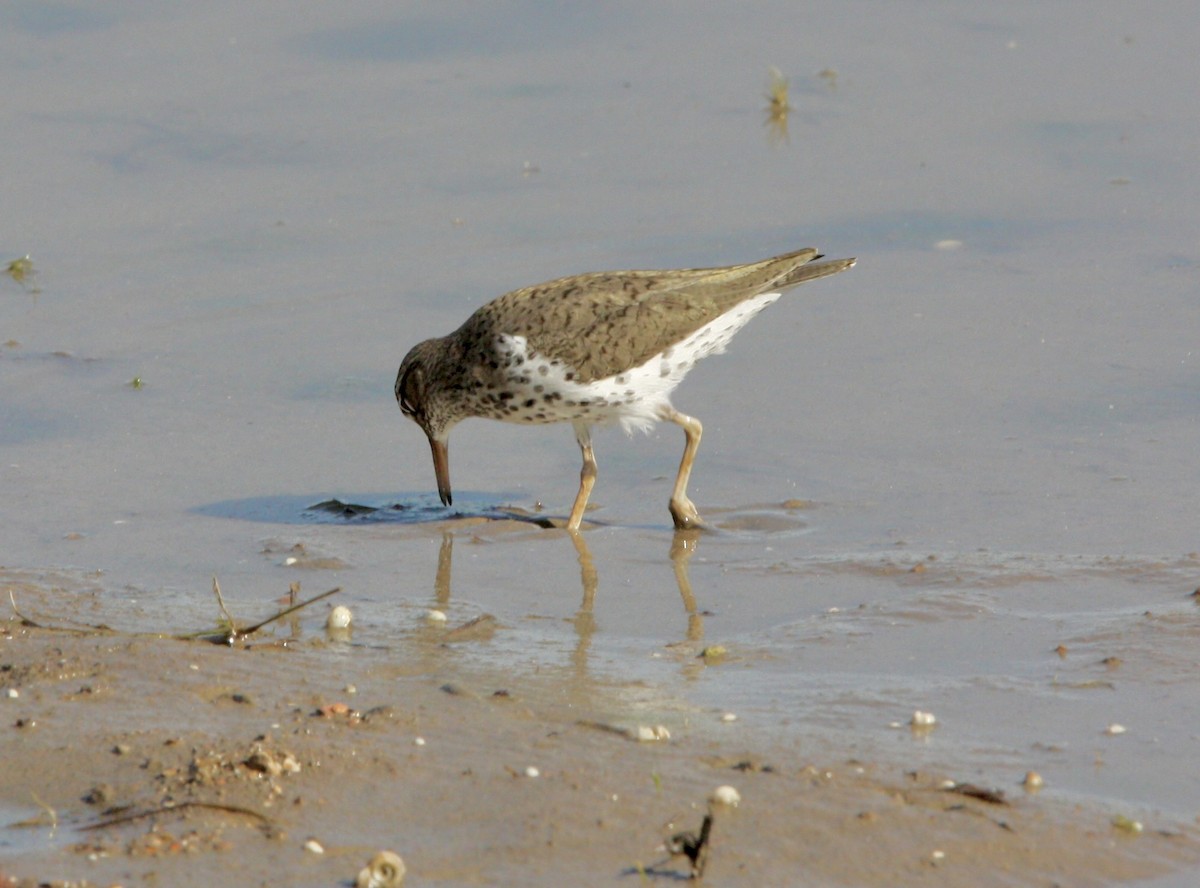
[669, 498, 710, 531]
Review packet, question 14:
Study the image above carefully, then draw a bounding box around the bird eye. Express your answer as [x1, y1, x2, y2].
[396, 364, 422, 417]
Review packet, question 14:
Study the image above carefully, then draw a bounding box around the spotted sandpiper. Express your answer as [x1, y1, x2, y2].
[395, 247, 854, 530]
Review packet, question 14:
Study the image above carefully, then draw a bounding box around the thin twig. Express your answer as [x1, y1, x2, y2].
[237, 586, 341, 636]
[212, 577, 235, 628]
[7, 590, 115, 634]
[8, 589, 39, 626]
[9, 791, 59, 830]
[80, 800, 270, 831]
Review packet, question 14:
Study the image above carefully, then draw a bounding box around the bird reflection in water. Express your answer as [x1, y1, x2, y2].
[422, 527, 707, 668]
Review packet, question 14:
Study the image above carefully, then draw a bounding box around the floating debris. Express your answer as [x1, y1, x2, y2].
[356, 850, 406, 888]
[524, 766, 540, 778]
[699, 644, 727, 663]
[1022, 771, 1044, 790]
[1112, 814, 1143, 834]
[764, 66, 792, 116]
[763, 66, 792, 145]
[5, 255, 34, 283]
[4, 255, 39, 291]
[304, 838, 325, 854]
[1104, 723, 1127, 736]
[911, 710, 937, 728]
[425, 608, 448, 624]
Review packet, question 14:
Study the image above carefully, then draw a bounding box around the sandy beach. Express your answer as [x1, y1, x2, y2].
[4, 555, 1198, 887]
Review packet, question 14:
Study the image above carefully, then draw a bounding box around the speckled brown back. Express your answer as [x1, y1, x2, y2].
[452, 248, 853, 383]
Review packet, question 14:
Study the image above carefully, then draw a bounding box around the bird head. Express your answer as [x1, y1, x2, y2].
[395, 339, 454, 508]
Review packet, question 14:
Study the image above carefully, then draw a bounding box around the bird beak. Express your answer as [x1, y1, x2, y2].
[428, 435, 452, 507]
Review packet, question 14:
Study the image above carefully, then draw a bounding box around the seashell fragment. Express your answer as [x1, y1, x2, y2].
[356, 850, 406, 887]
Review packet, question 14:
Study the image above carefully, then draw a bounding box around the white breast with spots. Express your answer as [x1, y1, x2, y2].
[494, 291, 780, 434]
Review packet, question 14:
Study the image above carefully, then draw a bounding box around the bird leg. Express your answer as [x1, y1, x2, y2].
[661, 407, 704, 529]
[567, 422, 597, 531]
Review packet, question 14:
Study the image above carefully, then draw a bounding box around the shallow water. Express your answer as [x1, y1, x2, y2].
[2, 0, 1199, 863]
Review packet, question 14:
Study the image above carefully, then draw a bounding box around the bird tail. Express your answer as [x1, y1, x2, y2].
[775, 254, 856, 291]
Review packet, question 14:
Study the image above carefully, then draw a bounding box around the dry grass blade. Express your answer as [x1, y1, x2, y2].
[176, 581, 342, 644]
[7, 590, 115, 634]
[80, 800, 270, 831]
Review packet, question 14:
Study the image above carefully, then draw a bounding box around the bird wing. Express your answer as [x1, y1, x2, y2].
[473, 248, 853, 382]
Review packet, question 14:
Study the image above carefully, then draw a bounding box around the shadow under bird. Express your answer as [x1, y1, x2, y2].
[395, 247, 855, 531]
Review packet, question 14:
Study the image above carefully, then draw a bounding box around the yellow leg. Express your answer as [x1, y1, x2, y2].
[661, 407, 705, 529]
[567, 423, 596, 531]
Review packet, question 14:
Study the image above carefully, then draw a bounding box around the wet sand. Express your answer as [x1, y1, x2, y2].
[3, 547, 1199, 887]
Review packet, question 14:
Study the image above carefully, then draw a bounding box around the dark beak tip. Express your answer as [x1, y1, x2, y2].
[428, 435, 451, 508]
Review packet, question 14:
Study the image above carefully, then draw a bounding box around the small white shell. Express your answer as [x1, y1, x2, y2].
[303, 838, 325, 855]
[710, 785, 741, 808]
[356, 850, 406, 888]
[525, 766, 540, 778]
[635, 725, 670, 742]
[911, 710, 937, 727]
[425, 609, 448, 623]
[326, 605, 353, 629]
[1104, 723, 1126, 735]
